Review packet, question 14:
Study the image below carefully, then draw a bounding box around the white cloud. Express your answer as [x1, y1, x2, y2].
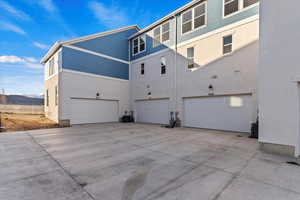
[0, 55, 24, 63]
[38, 0, 56, 13]
[0, 55, 42, 69]
[33, 42, 49, 50]
[24, 57, 39, 63]
[88, 1, 129, 29]
[0, 21, 26, 35]
[0, 1, 32, 21]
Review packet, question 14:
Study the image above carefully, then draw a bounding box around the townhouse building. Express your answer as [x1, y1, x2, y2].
[42, 0, 259, 133]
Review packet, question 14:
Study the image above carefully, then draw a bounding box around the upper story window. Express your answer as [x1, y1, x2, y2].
[223, 35, 233, 55]
[162, 22, 170, 43]
[243, 0, 259, 8]
[182, 2, 207, 35]
[49, 57, 55, 76]
[153, 21, 170, 48]
[224, 0, 259, 17]
[187, 47, 195, 69]
[140, 63, 145, 75]
[153, 27, 161, 47]
[133, 35, 146, 55]
[161, 57, 166, 75]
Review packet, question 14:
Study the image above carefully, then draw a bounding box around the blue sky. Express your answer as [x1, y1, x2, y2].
[0, 0, 191, 96]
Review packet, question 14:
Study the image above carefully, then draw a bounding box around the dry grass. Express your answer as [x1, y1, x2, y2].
[0, 113, 59, 132]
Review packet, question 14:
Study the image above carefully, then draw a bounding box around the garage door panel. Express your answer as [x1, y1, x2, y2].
[184, 95, 253, 132]
[136, 100, 169, 124]
[71, 99, 118, 124]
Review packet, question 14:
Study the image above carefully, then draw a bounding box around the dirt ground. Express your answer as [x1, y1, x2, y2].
[0, 113, 59, 132]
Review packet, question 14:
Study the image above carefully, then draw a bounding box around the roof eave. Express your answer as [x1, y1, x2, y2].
[41, 25, 140, 64]
[40, 42, 61, 64]
[128, 0, 203, 40]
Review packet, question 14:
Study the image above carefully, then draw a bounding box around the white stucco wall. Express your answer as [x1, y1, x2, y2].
[258, 0, 300, 156]
[130, 50, 175, 115]
[59, 70, 130, 123]
[130, 19, 259, 124]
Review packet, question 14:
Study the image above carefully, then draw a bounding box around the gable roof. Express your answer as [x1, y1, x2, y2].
[41, 25, 139, 64]
[128, 0, 203, 40]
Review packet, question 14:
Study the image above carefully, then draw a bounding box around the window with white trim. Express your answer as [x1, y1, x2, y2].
[49, 58, 55, 76]
[224, 0, 239, 16]
[194, 3, 206, 29]
[132, 34, 146, 55]
[139, 35, 146, 52]
[162, 22, 170, 43]
[182, 9, 192, 34]
[141, 63, 145, 75]
[153, 21, 170, 48]
[187, 47, 195, 69]
[182, 2, 207, 34]
[161, 57, 166, 75]
[133, 38, 139, 55]
[153, 26, 161, 47]
[223, 35, 233, 55]
[224, 0, 259, 17]
[243, 0, 259, 8]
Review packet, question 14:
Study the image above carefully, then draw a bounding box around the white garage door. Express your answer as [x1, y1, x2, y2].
[70, 99, 119, 125]
[183, 95, 254, 132]
[135, 99, 169, 124]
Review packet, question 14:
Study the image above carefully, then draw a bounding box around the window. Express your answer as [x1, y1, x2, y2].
[153, 21, 170, 48]
[133, 38, 139, 55]
[161, 57, 166, 75]
[243, 0, 259, 8]
[49, 58, 55, 76]
[224, 0, 239, 16]
[55, 86, 58, 106]
[139, 35, 146, 52]
[224, 0, 259, 17]
[141, 63, 145, 75]
[194, 3, 206, 29]
[153, 27, 161, 47]
[223, 35, 233, 55]
[182, 2, 207, 34]
[162, 22, 170, 43]
[46, 89, 49, 107]
[132, 35, 146, 55]
[182, 10, 193, 34]
[187, 47, 195, 69]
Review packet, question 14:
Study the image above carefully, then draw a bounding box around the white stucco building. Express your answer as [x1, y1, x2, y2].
[258, 0, 300, 157]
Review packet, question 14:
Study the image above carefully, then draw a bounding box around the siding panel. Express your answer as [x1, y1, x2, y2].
[62, 47, 129, 80]
[73, 29, 137, 61]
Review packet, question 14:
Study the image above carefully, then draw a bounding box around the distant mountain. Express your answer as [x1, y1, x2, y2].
[24, 94, 44, 99]
[0, 95, 44, 105]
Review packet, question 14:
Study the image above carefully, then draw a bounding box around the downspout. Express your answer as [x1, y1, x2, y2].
[174, 14, 179, 125]
[128, 39, 133, 121]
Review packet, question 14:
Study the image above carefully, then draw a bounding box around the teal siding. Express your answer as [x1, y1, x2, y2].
[131, 18, 176, 61]
[177, 1, 259, 43]
[62, 47, 129, 80]
[73, 28, 138, 61]
[130, 1, 259, 61]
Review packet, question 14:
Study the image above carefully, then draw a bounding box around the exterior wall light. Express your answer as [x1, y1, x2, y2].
[208, 84, 214, 96]
[96, 92, 100, 99]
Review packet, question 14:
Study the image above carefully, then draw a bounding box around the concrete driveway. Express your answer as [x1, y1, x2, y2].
[1, 123, 300, 200]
